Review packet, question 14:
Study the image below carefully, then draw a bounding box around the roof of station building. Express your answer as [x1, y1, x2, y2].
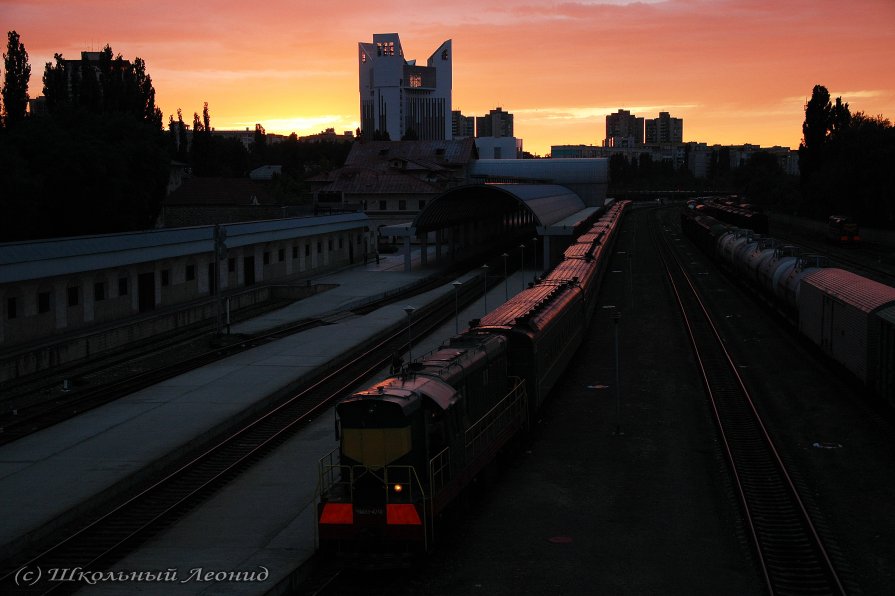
[0, 213, 368, 284]
[412, 183, 585, 232]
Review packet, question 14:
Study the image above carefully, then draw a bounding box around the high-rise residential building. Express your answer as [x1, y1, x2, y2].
[358, 33, 452, 141]
[452, 110, 475, 138]
[476, 107, 514, 138]
[604, 109, 644, 147]
[645, 112, 683, 144]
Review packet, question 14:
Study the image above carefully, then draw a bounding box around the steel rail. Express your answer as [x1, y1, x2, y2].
[0, 266, 487, 445]
[651, 215, 846, 596]
[0, 285, 474, 595]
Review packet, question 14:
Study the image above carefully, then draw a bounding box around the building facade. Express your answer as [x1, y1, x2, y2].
[551, 145, 600, 159]
[476, 107, 514, 138]
[452, 110, 475, 138]
[645, 112, 683, 144]
[0, 215, 372, 361]
[358, 33, 452, 141]
[604, 109, 644, 147]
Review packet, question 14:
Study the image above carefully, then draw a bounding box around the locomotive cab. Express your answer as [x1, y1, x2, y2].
[317, 376, 459, 559]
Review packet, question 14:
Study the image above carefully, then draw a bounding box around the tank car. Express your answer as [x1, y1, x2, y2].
[742, 238, 780, 283]
[773, 255, 828, 311]
[682, 203, 895, 408]
[756, 245, 800, 301]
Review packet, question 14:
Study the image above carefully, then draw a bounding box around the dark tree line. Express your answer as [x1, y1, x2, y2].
[2, 30, 30, 128]
[0, 34, 170, 242]
[168, 103, 351, 196]
[42, 45, 162, 128]
[799, 84, 895, 227]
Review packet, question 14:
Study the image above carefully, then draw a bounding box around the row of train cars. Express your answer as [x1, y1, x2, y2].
[681, 197, 895, 412]
[316, 200, 630, 563]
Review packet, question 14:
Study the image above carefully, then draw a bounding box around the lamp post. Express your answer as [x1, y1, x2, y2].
[452, 281, 462, 333]
[501, 253, 509, 301]
[532, 236, 539, 281]
[481, 264, 489, 315]
[519, 243, 526, 292]
[403, 306, 416, 363]
[601, 305, 623, 436]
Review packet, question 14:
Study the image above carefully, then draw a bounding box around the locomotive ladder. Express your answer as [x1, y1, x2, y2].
[651, 215, 848, 596]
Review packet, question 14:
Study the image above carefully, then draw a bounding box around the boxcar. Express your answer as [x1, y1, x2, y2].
[798, 268, 895, 406]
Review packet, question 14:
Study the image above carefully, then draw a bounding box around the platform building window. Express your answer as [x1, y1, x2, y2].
[328, 238, 333, 251]
[317, 241, 322, 254]
[67, 286, 79, 307]
[186, 265, 196, 281]
[398, 200, 406, 211]
[419, 199, 426, 210]
[38, 291, 50, 314]
[292, 246, 298, 259]
[263, 251, 271, 265]
[228, 258, 236, 273]
[161, 270, 170, 286]
[7, 297, 17, 319]
[118, 277, 128, 296]
[278, 248, 285, 262]
[379, 200, 387, 211]
[305, 244, 311, 257]
[94, 282, 105, 302]
[338, 236, 344, 249]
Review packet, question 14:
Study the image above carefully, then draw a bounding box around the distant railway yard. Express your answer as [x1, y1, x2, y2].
[1, 202, 894, 595]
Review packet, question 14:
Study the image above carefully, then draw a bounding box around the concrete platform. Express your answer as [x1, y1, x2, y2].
[0, 246, 462, 560]
[0, 229, 541, 591]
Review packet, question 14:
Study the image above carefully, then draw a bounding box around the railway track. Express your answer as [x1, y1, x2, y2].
[651, 212, 848, 595]
[0, 267, 489, 446]
[0, 280, 476, 595]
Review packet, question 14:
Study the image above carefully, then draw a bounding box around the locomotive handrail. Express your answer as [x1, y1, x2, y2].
[428, 447, 451, 497]
[464, 377, 527, 462]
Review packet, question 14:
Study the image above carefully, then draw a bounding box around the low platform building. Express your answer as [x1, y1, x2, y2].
[0, 214, 372, 352]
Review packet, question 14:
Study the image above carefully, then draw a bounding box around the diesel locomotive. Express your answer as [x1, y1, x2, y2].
[316, 200, 630, 562]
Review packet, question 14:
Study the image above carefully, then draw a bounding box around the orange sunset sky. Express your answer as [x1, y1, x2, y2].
[4, 0, 894, 156]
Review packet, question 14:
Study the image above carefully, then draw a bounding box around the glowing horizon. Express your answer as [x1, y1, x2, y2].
[5, 0, 894, 156]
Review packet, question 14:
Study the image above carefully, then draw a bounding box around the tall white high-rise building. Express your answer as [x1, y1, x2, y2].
[358, 33, 452, 141]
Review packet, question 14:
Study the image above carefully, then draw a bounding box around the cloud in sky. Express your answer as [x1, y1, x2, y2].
[5, 0, 895, 154]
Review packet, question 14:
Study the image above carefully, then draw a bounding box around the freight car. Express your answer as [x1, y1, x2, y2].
[693, 196, 770, 235]
[681, 208, 895, 407]
[316, 201, 630, 562]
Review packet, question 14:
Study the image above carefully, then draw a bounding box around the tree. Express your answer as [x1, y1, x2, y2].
[797, 83, 894, 225]
[2, 30, 31, 128]
[40, 45, 161, 129]
[801, 86, 831, 153]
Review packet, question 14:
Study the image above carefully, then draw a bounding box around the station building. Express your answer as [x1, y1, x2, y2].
[0, 214, 371, 359]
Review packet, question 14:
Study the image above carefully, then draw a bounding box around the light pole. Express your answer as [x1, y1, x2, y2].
[452, 281, 462, 333]
[519, 243, 526, 292]
[601, 305, 623, 436]
[481, 264, 489, 315]
[501, 253, 509, 301]
[403, 306, 416, 363]
[532, 236, 539, 282]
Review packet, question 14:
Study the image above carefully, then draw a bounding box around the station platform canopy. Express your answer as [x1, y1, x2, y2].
[412, 183, 586, 233]
[378, 182, 607, 272]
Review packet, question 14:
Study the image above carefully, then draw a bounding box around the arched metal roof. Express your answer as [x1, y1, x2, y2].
[413, 184, 585, 232]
